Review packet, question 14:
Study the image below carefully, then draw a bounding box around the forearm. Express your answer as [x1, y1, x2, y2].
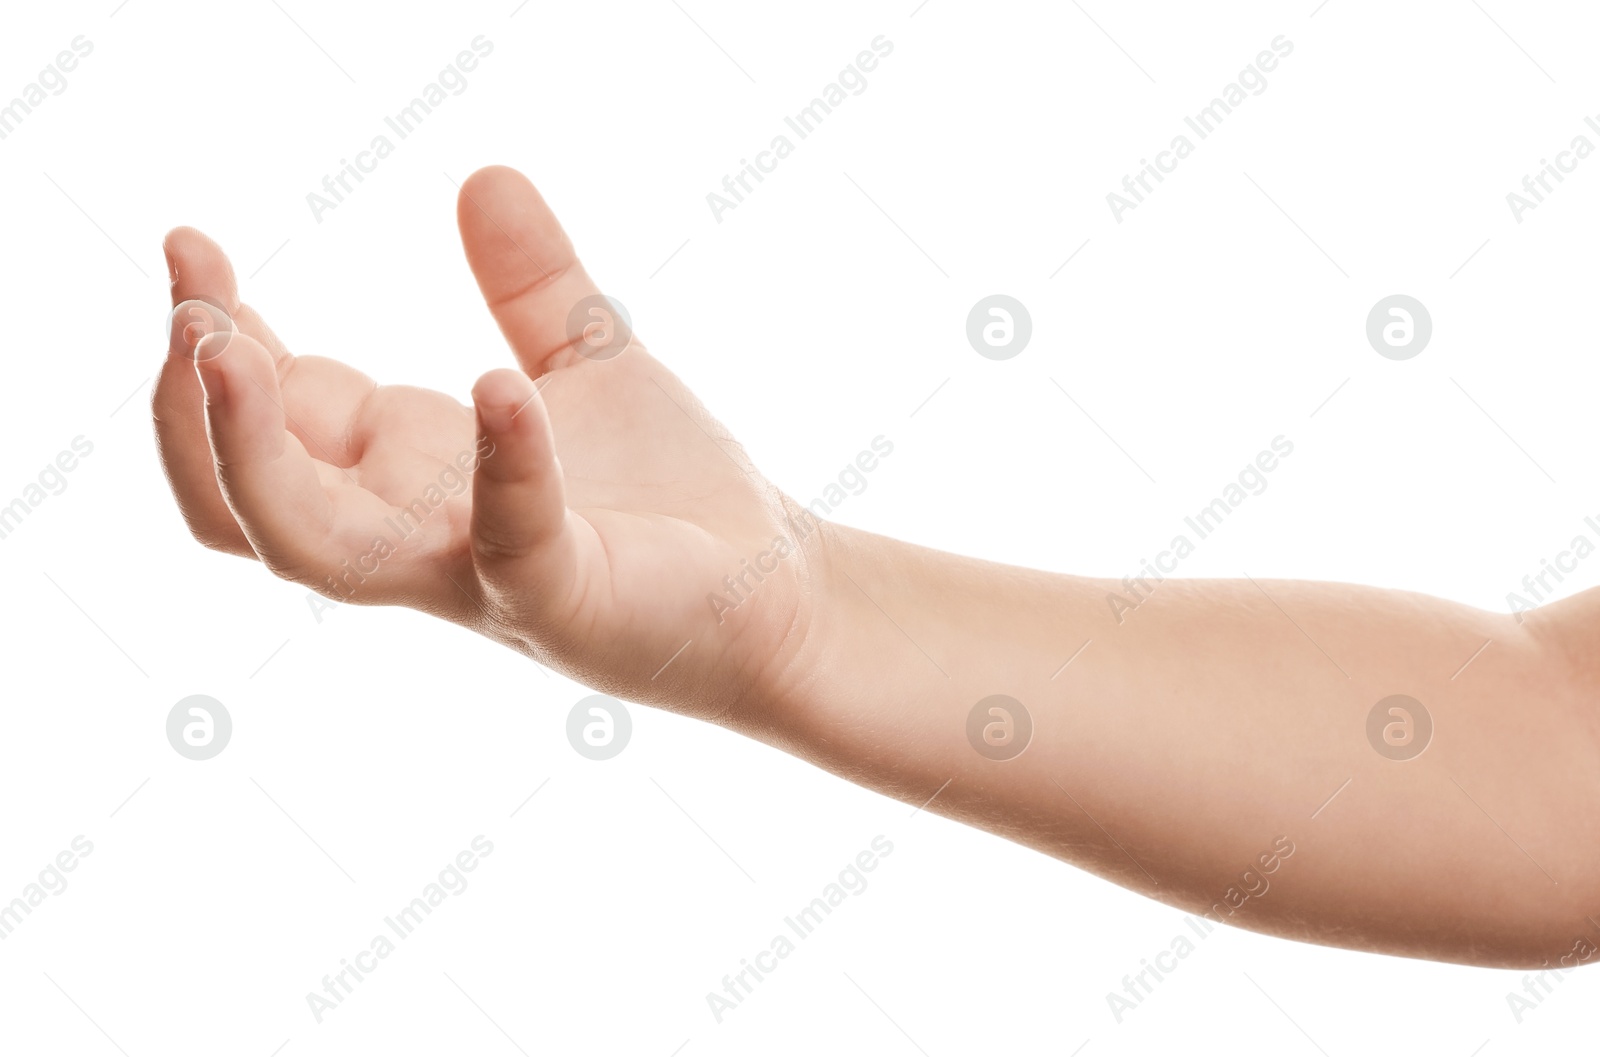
[745, 520, 1600, 968]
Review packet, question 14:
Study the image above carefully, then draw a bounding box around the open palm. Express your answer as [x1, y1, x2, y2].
[156, 166, 813, 720]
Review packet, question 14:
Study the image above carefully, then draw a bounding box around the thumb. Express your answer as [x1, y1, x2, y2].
[457, 165, 635, 376]
[469, 368, 577, 604]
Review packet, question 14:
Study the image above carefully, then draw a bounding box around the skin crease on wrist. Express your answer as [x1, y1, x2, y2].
[154, 164, 1600, 974]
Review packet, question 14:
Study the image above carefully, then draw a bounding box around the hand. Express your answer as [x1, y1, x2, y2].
[155, 165, 816, 722]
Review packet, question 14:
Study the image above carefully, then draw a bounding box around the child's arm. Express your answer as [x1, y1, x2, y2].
[154, 165, 1600, 970]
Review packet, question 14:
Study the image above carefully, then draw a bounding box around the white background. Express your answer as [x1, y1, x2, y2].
[1, 0, 1597, 1053]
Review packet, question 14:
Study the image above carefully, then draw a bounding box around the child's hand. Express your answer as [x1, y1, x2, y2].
[156, 165, 812, 722]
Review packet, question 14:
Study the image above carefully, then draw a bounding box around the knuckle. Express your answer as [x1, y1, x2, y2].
[258, 551, 320, 586]
[183, 517, 251, 559]
[471, 524, 530, 565]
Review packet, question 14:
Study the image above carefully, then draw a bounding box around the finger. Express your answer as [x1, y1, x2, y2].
[456, 165, 634, 375]
[155, 228, 250, 554]
[167, 226, 295, 370]
[469, 368, 577, 604]
[167, 225, 239, 313]
[163, 226, 380, 475]
[192, 328, 345, 580]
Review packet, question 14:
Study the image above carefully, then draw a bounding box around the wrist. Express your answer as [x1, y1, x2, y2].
[718, 501, 857, 735]
[730, 513, 911, 740]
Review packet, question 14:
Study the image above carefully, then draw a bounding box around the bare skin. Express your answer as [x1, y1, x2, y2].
[155, 164, 1600, 971]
